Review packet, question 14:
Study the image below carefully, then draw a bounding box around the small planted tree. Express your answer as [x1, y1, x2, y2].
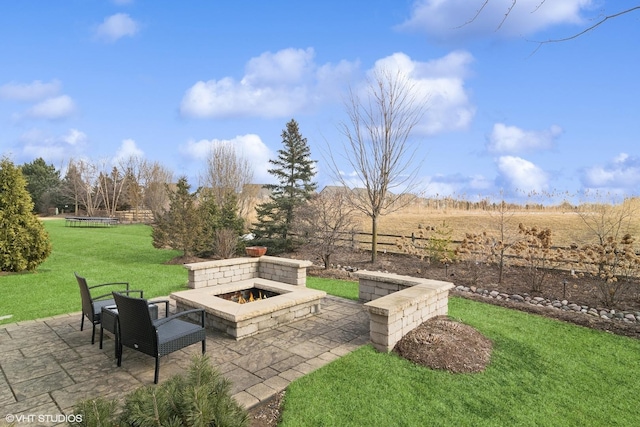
[511, 224, 565, 294]
[572, 234, 640, 307]
[293, 189, 360, 268]
[455, 232, 497, 285]
[570, 199, 640, 307]
[397, 222, 455, 272]
[0, 157, 52, 272]
[152, 177, 203, 257]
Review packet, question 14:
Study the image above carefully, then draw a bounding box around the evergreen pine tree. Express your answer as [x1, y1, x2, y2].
[0, 157, 52, 272]
[252, 119, 317, 251]
[152, 177, 203, 257]
[21, 157, 62, 214]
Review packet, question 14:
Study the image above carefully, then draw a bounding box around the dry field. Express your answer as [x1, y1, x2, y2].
[245, 195, 640, 251]
[357, 202, 640, 250]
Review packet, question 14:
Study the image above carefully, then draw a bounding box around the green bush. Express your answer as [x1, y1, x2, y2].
[71, 355, 249, 427]
[0, 157, 52, 272]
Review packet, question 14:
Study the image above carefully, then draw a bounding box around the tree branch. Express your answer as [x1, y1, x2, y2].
[529, 6, 640, 54]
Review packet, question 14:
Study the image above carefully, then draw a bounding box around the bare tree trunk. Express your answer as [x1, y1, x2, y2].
[371, 215, 379, 263]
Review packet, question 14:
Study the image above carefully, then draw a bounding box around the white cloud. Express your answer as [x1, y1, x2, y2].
[25, 95, 76, 120]
[497, 155, 549, 193]
[487, 123, 562, 153]
[63, 129, 88, 146]
[114, 138, 144, 163]
[95, 13, 140, 42]
[581, 153, 640, 193]
[180, 134, 273, 183]
[17, 128, 87, 164]
[180, 48, 473, 134]
[398, 0, 593, 41]
[0, 80, 61, 101]
[180, 48, 357, 119]
[369, 51, 476, 135]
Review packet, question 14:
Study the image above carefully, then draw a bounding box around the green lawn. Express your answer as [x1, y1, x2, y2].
[4, 221, 639, 426]
[280, 296, 640, 426]
[0, 219, 187, 324]
[306, 276, 359, 300]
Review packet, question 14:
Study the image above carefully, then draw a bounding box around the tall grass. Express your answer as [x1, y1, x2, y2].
[0, 220, 187, 324]
[281, 296, 640, 426]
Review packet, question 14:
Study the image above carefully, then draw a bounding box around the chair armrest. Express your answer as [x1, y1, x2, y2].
[154, 309, 205, 328]
[94, 289, 143, 301]
[148, 299, 170, 317]
[89, 282, 131, 300]
[89, 282, 130, 291]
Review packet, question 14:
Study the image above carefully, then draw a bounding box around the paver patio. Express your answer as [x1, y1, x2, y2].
[0, 295, 369, 426]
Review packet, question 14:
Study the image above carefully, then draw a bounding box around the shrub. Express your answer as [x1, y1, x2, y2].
[0, 157, 52, 272]
[511, 224, 565, 294]
[397, 221, 455, 267]
[71, 355, 249, 427]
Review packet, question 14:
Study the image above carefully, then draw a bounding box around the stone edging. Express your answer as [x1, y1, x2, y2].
[453, 285, 640, 324]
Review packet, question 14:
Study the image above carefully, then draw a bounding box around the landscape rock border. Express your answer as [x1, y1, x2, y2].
[454, 285, 640, 323]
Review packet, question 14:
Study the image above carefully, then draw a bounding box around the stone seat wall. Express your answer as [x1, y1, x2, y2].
[356, 271, 454, 352]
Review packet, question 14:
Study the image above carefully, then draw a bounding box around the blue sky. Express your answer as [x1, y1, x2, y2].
[1, 0, 639, 203]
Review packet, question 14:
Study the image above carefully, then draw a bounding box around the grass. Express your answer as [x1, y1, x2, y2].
[280, 296, 640, 426]
[306, 276, 359, 300]
[0, 219, 187, 325]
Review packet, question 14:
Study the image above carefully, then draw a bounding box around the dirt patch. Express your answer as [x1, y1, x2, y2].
[248, 391, 284, 427]
[394, 316, 493, 373]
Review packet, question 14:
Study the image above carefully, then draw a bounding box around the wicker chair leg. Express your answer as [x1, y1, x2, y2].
[91, 324, 96, 344]
[80, 315, 84, 331]
[202, 340, 206, 354]
[154, 357, 160, 384]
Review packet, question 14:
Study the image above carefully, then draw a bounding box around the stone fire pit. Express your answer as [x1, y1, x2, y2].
[170, 256, 326, 340]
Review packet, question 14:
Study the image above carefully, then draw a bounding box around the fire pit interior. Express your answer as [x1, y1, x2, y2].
[217, 288, 279, 303]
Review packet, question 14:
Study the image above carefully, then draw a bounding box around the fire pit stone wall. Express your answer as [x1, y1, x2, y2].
[184, 256, 312, 289]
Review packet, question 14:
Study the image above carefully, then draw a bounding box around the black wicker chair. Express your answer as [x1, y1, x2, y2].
[75, 272, 143, 344]
[112, 292, 206, 384]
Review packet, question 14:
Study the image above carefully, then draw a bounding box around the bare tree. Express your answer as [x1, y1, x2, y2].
[66, 158, 102, 216]
[200, 143, 253, 203]
[327, 69, 426, 262]
[96, 160, 127, 217]
[293, 189, 360, 268]
[144, 162, 173, 220]
[199, 142, 254, 227]
[576, 199, 636, 246]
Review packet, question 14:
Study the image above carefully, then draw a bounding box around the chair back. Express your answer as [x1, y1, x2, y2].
[113, 292, 157, 357]
[74, 272, 94, 318]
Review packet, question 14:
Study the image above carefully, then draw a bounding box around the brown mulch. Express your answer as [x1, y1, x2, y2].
[394, 316, 493, 373]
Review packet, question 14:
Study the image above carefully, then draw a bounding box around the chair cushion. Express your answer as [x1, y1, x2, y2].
[91, 299, 116, 321]
[156, 319, 205, 356]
